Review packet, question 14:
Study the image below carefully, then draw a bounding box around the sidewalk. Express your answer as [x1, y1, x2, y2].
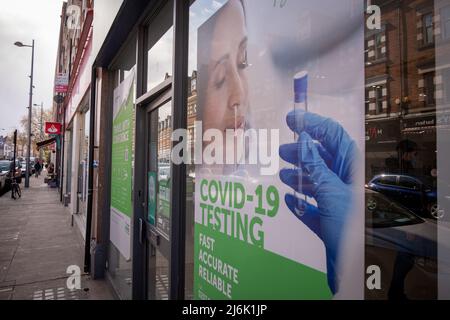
[0, 174, 114, 300]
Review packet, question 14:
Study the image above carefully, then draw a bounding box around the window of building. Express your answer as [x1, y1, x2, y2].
[366, 32, 386, 62]
[442, 5, 450, 41]
[443, 68, 450, 104]
[424, 72, 436, 106]
[365, 88, 371, 115]
[375, 85, 384, 113]
[423, 12, 434, 45]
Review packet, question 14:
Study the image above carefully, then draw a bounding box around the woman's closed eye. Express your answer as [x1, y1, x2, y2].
[213, 61, 227, 89]
[238, 49, 248, 70]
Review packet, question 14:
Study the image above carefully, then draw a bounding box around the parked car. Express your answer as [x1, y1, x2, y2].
[367, 174, 444, 220]
[0, 160, 22, 188]
[365, 189, 449, 300]
[20, 161, 33, 177]
[0, 161, 9, 192]
[29, 157, 36, 174]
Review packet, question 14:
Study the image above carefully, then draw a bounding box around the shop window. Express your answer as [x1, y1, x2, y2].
[186, 0, 230, 301]
[107, 31, 137, 301]
[442, 5, 450, 41]
[422, 12, 434, 45]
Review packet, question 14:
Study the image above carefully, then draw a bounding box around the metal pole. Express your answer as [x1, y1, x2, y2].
[40, 102, 43, 160]
[25, 39, 34, 188]
[11, 130, 17, 199]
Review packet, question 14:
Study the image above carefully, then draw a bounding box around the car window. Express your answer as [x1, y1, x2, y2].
[0, 162, 10, 172]
[399, 177, 419, 190]
[377, 175, 397, 186]
[366, 191, 423, 228]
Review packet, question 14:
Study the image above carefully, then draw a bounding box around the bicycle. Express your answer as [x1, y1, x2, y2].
[11, 177, 21, 200]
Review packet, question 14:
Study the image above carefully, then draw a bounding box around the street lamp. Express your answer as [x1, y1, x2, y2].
[34, 102, 44, 160]
[15, 39, 34, 188]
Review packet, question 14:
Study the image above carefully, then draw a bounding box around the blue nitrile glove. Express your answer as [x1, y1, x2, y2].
[279, 109, 357, 295]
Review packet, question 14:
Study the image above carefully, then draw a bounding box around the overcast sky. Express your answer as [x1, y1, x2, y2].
[0, 0, 63, 137]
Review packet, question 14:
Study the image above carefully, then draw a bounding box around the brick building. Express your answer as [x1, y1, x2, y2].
[365, 0, 450, 181]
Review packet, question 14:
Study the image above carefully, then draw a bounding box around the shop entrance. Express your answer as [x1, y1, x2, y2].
[144, 90, 172, 300]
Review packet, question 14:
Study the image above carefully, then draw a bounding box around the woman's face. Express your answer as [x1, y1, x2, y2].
[203, 0, 249, 134]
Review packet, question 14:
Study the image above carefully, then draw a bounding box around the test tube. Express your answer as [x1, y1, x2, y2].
[293, 71, 308, 216]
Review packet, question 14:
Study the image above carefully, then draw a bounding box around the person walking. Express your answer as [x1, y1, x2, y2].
[34, 160, 42, 178]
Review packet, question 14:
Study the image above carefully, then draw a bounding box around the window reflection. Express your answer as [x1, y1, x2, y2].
[146, 1, 174, 91]
[364, 0, 450, 300]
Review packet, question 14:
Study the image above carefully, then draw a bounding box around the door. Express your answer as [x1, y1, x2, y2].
[144, 92, 172, 300]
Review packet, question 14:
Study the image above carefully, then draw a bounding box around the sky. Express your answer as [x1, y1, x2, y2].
[0, 0, 63, 137]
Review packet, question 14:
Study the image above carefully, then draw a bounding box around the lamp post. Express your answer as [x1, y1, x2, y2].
[34, 102, 44, 160]
[15, 40, 34, 188]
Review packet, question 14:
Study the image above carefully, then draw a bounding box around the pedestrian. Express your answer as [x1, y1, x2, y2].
[39, 159, 44, 175]
[34, 160, 42, 178]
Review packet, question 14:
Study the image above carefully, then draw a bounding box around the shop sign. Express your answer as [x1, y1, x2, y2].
[192, 0, 365, 300]
[45, 122, 62, 135]
[366, 119, 400, 145]
[55, 73, 69, 93]
[402, 115, 436, 131]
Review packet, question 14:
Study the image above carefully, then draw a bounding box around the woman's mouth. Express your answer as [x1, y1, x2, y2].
[225, 116, 245, 131]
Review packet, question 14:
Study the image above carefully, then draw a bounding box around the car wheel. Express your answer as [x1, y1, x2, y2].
[429, 203, 445, 220]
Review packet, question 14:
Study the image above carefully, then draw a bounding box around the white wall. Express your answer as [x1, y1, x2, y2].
[92, 0, 124, 59]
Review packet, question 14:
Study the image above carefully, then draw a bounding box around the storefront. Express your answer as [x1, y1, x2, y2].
[84, 0, 450, 300]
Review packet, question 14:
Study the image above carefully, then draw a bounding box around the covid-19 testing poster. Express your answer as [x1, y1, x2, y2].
[193, 0, 365, 299]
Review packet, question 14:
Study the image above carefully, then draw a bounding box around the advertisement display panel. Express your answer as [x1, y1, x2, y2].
[110, 69, 135, 260]
[193, 0, 365, 299]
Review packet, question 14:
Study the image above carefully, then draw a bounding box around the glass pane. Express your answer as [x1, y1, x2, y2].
[149, 101, 172, 238]
[107, 32, 137, 301]
[147, 245, 170, 300]
[185, 0, 229, 301]
[183, 0, 450, 301]
[146, 1, 174, 91]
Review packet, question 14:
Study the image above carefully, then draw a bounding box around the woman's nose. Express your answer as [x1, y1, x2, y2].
[228, 67, 245, 110]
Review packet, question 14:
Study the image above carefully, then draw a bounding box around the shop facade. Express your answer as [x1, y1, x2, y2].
[52, 0, 450, 300]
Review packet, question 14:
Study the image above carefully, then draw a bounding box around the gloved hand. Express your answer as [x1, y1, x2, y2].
[279, 109, 357, 295]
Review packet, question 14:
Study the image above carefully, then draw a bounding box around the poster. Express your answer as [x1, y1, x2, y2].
[194, 0, 364, 299]
[110, 69, 135, 261]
